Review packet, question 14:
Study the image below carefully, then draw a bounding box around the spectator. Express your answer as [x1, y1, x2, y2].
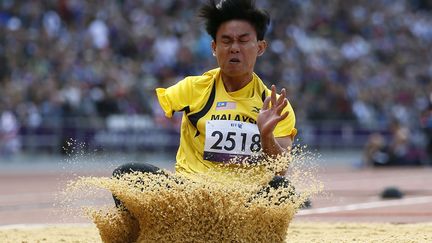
[0, 0, 431, 154]
[363, 121, 424, 167]
[0, 109, 21, 157]
[420, 103, 432, 164]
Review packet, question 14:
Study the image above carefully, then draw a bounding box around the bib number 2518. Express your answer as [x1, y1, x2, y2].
[204, 120, 261, 162]
[209, 131, 261, 152]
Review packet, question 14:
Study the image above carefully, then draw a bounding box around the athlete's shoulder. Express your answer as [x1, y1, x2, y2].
[166, 68, 215, 93]
[189, 68, 218, 84]
[179, 68, 218, 92]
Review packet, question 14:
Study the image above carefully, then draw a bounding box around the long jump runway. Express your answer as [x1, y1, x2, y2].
[296, 167, 432, 223]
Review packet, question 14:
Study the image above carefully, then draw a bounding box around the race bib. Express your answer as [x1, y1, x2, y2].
[204, 120, 261, 163]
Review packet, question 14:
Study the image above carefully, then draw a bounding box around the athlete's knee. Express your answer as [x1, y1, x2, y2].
[112, 162, 161, 208]
[112, 162, 161, 178]
[268, 175, 292, 190]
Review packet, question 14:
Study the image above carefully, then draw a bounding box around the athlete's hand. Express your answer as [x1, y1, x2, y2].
[257, 85, 289, 139]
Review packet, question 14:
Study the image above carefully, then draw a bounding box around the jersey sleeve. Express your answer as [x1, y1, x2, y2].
[155, 77, 193, 118]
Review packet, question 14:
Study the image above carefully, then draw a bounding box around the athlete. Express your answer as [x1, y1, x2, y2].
[113, 0, 297, 205]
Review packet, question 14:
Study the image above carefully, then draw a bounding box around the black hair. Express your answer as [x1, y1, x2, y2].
[199, 0, 270, 41]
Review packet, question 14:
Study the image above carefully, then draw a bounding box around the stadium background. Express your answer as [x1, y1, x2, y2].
[1, 0, 432, 233]
[1, 0, 432, 161]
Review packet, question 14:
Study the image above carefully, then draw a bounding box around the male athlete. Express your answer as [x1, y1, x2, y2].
[113, 0, 297, 206]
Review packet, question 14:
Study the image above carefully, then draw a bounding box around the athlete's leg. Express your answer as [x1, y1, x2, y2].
[112, 162, 164, 208]
[264, 176, 295, 204]
[251, 175, 311, 207]
[268, 175, 292, 189]
[107, 163, 160, 243]
[269, 176, 312, 208]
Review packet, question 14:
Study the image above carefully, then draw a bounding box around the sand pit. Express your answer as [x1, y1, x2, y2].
[1, 222, 431, 242]
[56, 150, 322, 242]
[0, 224, 100, 242]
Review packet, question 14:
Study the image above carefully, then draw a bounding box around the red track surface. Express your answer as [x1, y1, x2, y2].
[1, 165, 431, 225]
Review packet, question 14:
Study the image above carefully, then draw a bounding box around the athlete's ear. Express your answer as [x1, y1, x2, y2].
[211, 40, 216, 56]
[257, 40, 267, 56]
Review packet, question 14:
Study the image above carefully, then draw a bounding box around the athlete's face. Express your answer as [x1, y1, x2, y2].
[212, 20, 267, 82]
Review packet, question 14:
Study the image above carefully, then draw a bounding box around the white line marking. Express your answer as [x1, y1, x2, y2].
[0, 192, 55, 202]
[0, 223, 93, 230]
[298, 196, 432, 216]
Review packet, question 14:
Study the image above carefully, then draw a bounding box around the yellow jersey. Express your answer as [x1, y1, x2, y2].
[156, 68, 297, 176]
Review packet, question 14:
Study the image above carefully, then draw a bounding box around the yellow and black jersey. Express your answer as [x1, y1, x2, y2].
[156, 68, 296, 176]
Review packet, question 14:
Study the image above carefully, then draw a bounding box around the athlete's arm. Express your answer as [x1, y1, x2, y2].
[257, 85, 292, 164]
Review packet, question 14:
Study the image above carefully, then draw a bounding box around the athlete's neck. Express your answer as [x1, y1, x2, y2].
[221, 72, 253, 92]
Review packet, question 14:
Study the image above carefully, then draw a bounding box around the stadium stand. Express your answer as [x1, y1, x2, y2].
[0, 0, 431, 165]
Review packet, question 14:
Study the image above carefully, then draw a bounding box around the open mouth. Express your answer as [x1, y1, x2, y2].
[229, 58, 240, 63]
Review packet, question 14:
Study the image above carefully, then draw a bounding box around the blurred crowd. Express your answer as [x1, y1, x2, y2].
[1, 0, 432, 163]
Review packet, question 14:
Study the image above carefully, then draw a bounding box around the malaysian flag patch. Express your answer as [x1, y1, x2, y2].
[216, 101, 236, 110]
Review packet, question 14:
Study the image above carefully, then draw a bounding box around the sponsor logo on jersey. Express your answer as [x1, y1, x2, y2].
[252, 106, 261, 113]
